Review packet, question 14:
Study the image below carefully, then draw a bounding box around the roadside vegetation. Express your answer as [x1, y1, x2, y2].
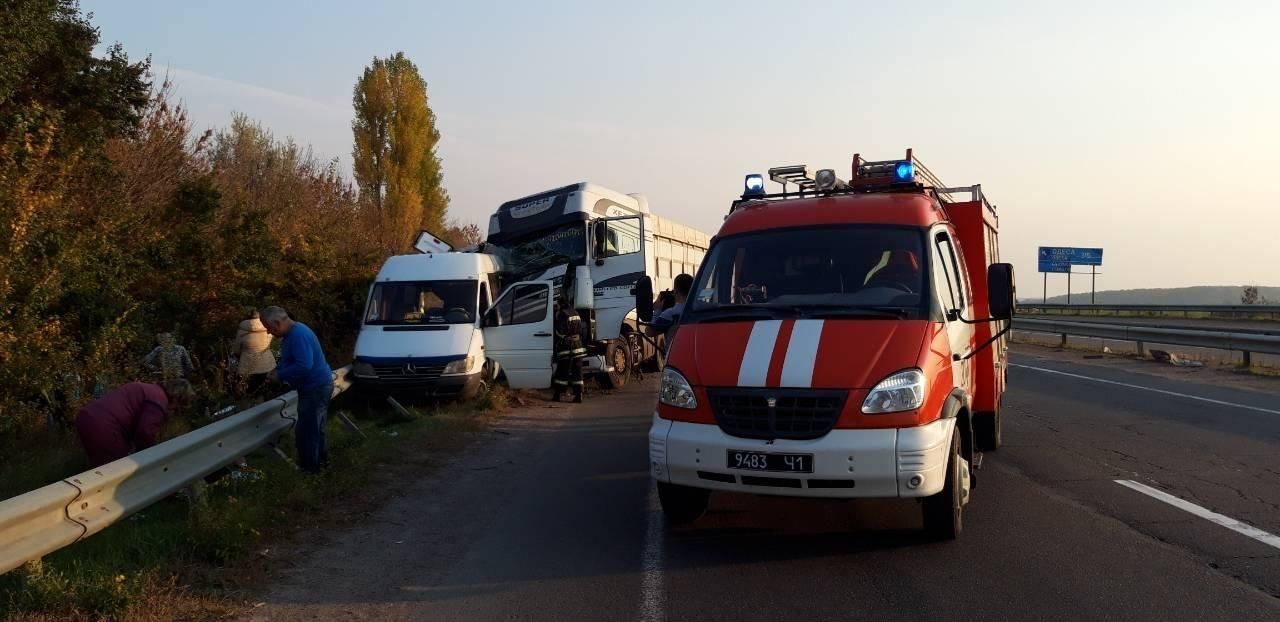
[0, 2, 497, 619]
[0, 0, 477, 478]
[1, 388, 509, 621]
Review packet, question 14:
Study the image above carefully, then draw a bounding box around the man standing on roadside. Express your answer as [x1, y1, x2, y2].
[260, 306, 333, 473]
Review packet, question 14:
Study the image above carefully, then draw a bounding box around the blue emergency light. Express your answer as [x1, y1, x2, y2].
[743, 173, 766, 197]
[894, 161, 915, 182]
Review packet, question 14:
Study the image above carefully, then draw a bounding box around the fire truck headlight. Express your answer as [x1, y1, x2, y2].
[894, 161, 915, 182]
[862, 369, 925, 414]
[659, 367, 698, 409]
[743, 174, 766, 197]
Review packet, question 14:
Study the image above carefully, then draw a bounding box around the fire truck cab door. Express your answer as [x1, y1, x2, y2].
[931, 230, 976, 387]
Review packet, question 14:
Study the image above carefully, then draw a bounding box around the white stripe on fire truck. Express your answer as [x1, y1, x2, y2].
[737, 320, 782, 387]
[779, 320, 824, 387]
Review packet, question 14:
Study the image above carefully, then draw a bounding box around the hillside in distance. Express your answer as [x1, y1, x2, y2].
[1028, 285, 1280, 305]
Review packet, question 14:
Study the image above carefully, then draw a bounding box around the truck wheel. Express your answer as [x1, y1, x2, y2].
[657, 482, 709, 526]
[922, 430, 963, 541]
[603, 339, 630, 389]
[974, 404, 1002, 452]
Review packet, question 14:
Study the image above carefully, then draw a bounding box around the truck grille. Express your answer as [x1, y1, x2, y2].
[370, 363, 446, 384]
[707, 388, 848, 440]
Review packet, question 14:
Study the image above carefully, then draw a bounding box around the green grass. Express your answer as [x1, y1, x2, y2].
[1, 389, 505, 621]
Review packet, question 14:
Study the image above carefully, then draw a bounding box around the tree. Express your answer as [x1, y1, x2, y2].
[441, 221, 483, 249]
[351, 52, 449, 252]
[1241, 285, 1270, 305]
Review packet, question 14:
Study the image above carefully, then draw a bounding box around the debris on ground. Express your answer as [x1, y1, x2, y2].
[1149, 349, 1204, 367]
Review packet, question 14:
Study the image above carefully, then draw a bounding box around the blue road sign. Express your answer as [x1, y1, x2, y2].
[1069, 247, 1104, 266]
[1039, 246, 1103, 272]
[1038, 247, 1073, 273]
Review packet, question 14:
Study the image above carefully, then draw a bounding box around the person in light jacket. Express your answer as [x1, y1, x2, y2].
[234, 309, 277, 395]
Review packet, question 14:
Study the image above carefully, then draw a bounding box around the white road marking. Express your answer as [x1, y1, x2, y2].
[1009, 363, 1280, 415]
[1115, 479, 1280, 551]
[638, 485, 666, 622]
[780, 320, 824, 387]
[737, 320, 781, 387]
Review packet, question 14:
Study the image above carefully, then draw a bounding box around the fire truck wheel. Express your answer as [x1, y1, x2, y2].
[657, 482, 709, 526]
[974, 405, 1002, 452]
[922, 430, 963, 541]
[603, 339, 630, 389]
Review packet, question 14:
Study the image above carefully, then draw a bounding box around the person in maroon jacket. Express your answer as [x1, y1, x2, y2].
[75, 380, 195, 467]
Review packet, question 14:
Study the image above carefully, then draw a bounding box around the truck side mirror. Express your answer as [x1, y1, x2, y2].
[636, 276, 654, 322]
[592, 220, 608, 263]
[574, 265, 595, 311]
[987, 263, 1016, 320]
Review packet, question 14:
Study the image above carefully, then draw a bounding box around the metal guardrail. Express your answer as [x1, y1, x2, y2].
[1018, 303, 1280, 321]
[0, 366, 352, 575]
[1013, 319, 1280, 361]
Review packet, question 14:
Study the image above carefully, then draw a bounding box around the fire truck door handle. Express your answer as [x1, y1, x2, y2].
[533, 331, 552, 337]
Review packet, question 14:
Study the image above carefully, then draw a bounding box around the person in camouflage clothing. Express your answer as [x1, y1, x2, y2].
[143, 332, 194, 381]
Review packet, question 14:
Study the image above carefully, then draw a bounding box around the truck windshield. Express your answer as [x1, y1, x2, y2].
[364, 280, 479, 325]
[489, 223, 586, 281]
[686, 226, 928, 320]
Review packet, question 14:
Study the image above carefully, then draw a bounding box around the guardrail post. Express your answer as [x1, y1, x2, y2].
[1242, 350, 1252, 368]
[186, 479, 208, 522]
[1136, 341, 1145, 358]
[1058, 333, 1067, 349]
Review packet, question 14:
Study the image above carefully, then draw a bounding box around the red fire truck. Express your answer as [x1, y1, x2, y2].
[639, 150, 1014, 539]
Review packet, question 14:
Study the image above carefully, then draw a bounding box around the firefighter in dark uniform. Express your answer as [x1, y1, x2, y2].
[552, 301, 587, 403]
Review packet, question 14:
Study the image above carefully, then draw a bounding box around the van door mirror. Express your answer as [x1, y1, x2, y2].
[574, 265, 595, 311]
[592, 220, 608, 263]
[987, 263, 1016, 320]
[635, 276, 654, 322]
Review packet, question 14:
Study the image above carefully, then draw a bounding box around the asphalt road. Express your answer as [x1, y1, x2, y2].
[247, 352, 1280, 621]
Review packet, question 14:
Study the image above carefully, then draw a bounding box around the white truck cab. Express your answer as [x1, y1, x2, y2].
[481, 182, 711, 389]
[351, 251, 503, 399]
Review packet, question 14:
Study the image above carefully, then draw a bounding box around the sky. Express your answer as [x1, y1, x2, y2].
[83, 0, 1280, 297]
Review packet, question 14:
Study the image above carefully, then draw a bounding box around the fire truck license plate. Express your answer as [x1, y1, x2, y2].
[727, 450, 813, 473]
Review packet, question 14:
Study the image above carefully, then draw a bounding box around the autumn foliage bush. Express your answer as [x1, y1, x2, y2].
[0, 2, 476, 462]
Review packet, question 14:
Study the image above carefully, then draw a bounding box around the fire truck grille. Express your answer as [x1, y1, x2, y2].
[707, 389, 848, 440]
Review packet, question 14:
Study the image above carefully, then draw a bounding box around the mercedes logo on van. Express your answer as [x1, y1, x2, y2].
[403, 362, 416, 375]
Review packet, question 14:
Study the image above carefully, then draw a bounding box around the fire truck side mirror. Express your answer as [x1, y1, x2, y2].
[636, 276, 654, 322]
[987, 263, 1016, 320]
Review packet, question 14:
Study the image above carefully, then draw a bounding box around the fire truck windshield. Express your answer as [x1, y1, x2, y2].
[685, 226, 928, 320]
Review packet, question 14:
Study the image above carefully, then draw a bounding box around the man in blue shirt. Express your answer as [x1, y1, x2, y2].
[261, 305, 334, 473]
[647, 273, 694, 340]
